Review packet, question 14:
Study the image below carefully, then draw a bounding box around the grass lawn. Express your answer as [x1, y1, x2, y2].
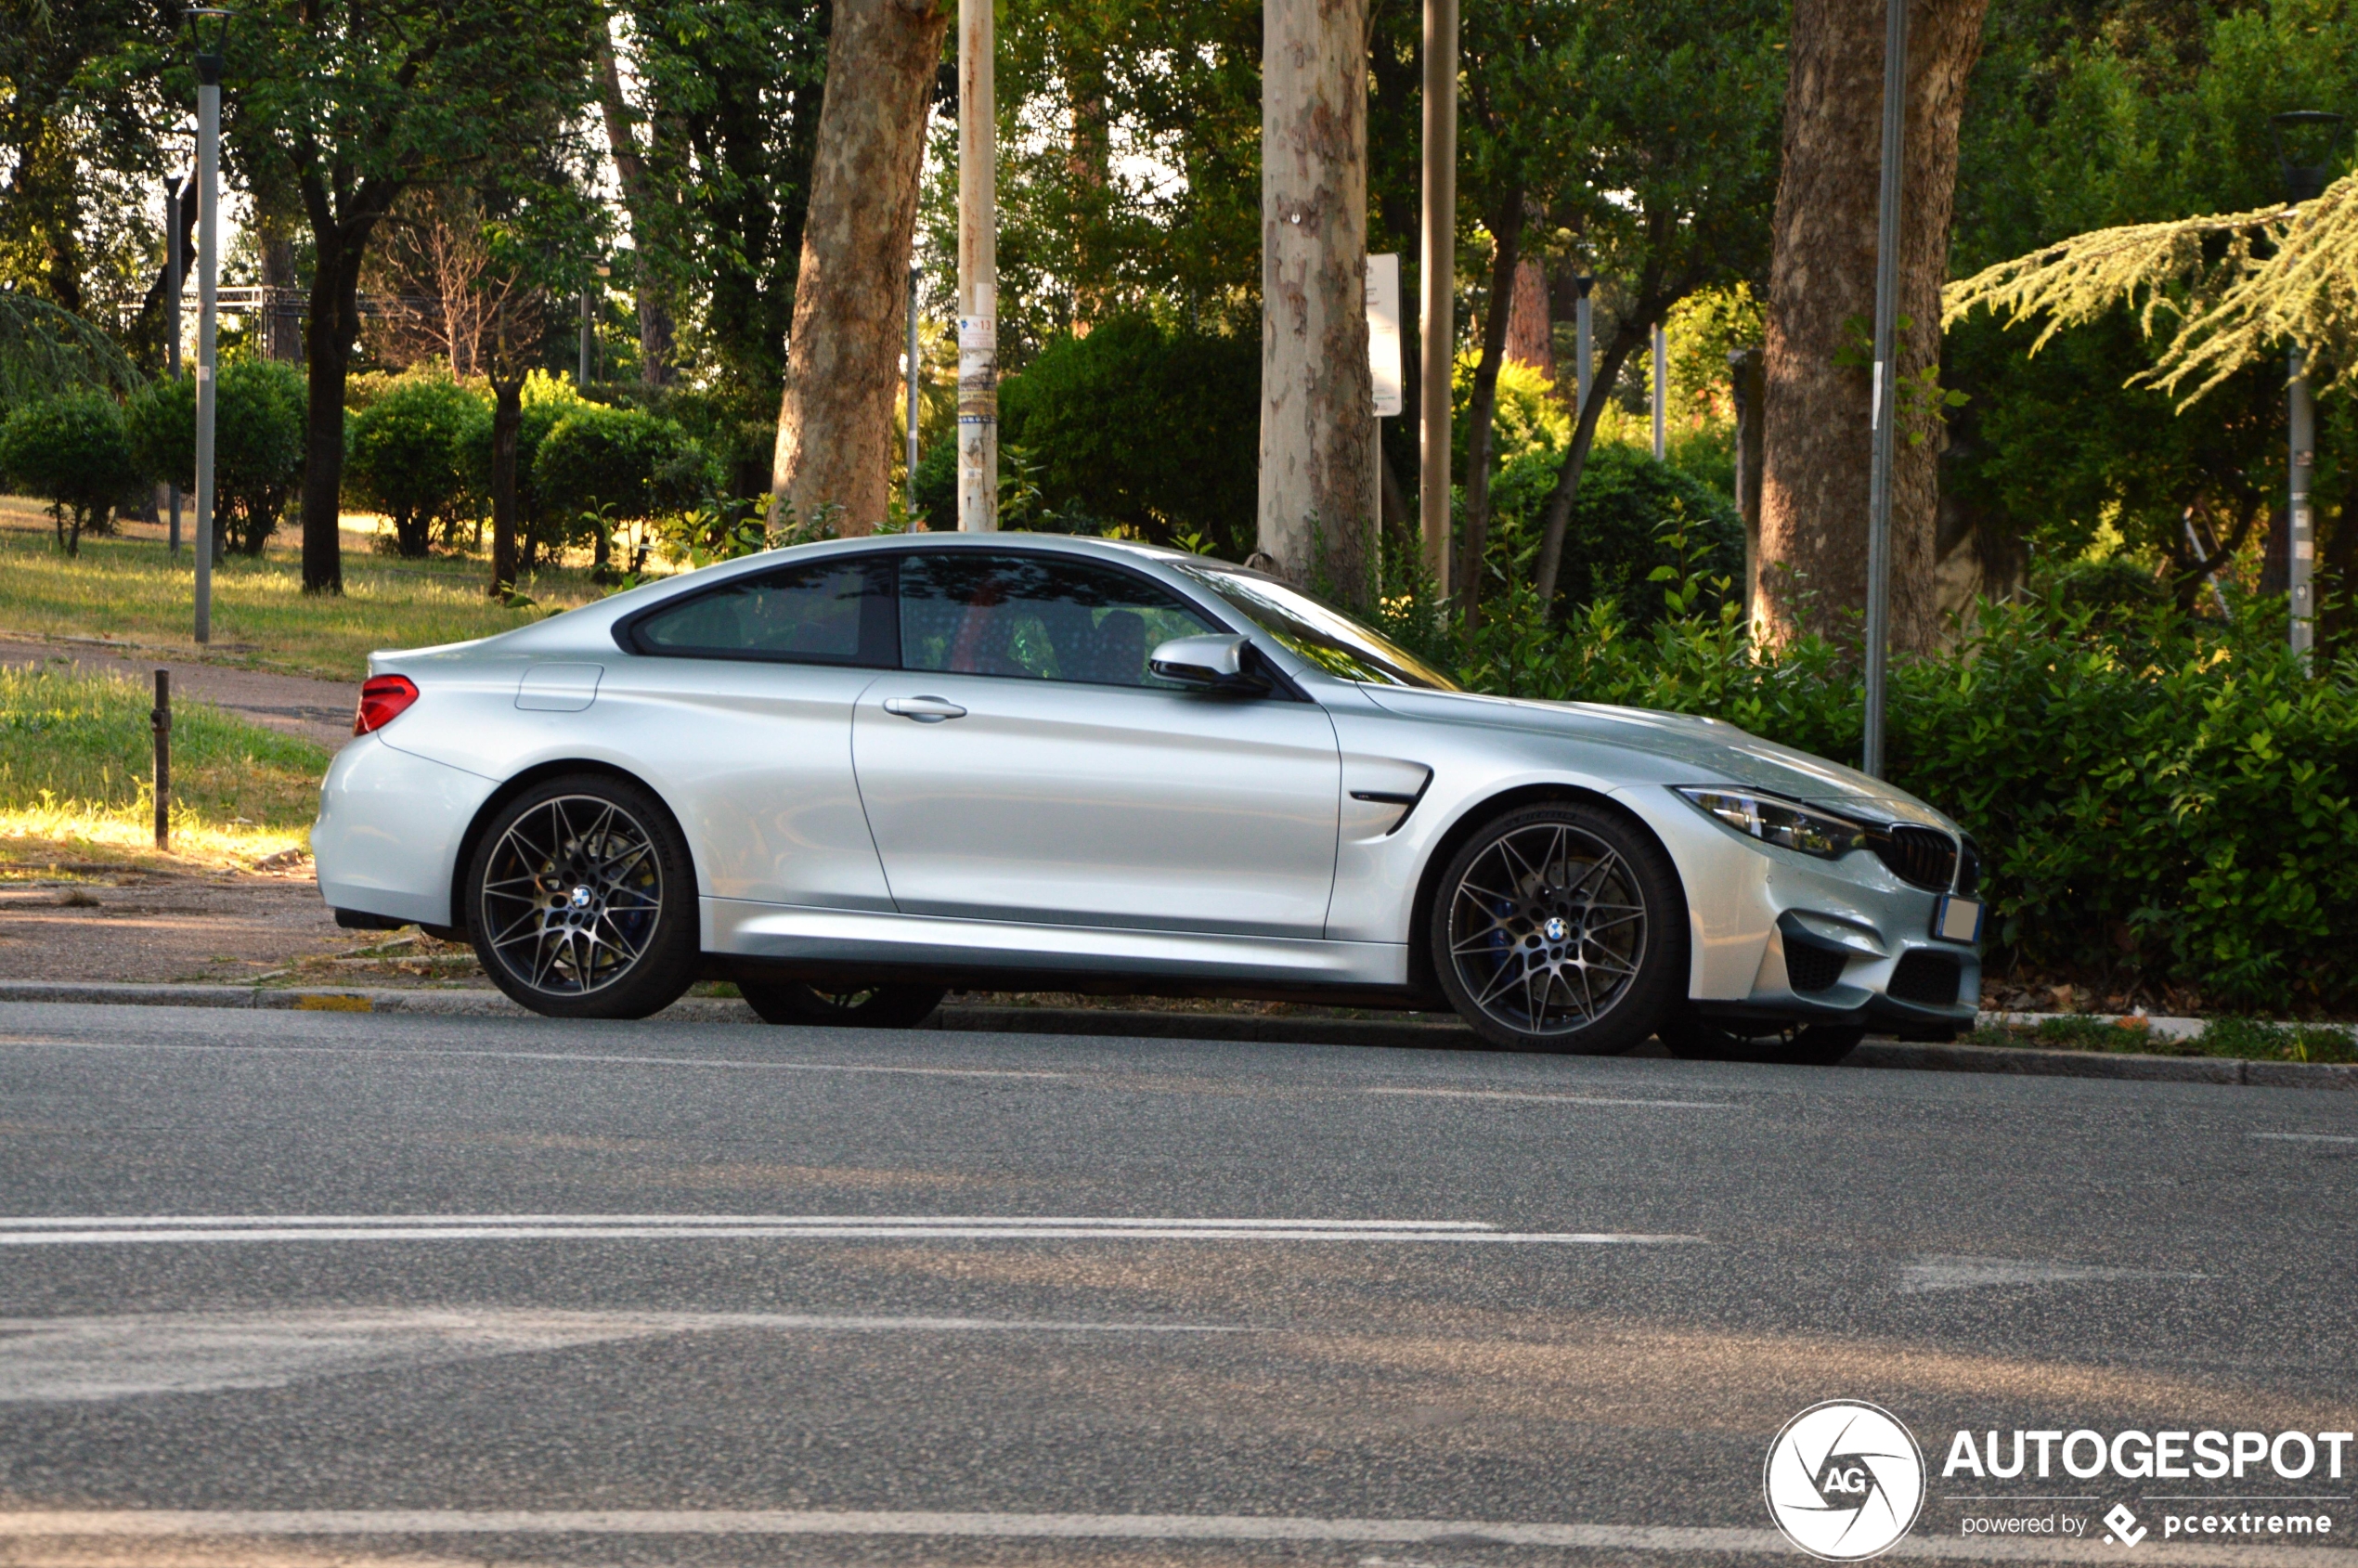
[0, 495, 615, 681]
[0, 663, 328, 868]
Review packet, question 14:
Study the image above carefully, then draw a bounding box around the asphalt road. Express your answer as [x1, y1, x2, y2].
[0, 1002, 2352, 1568]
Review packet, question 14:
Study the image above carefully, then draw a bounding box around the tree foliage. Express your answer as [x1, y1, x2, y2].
[124, 357, 307, 555]
[345, 375, 491, 558]
[0, 388, 140, 553]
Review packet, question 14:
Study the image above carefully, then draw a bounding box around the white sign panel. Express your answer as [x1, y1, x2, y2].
[1367, 253, 1404, 418]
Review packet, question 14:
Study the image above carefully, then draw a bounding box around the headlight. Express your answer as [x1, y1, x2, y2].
[1676, 788, 1864, 860]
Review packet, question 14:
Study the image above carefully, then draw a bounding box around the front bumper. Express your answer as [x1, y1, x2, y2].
[1613, 785, 1982, 1034]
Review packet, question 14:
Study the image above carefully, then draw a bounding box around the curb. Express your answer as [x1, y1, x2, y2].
[0, 982, 2351, 1092]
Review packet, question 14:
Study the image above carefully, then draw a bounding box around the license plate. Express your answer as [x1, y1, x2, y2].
[1933, 896, 1983, 944]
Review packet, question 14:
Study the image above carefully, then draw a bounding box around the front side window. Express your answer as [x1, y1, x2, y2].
[1168, 562, 1460, 690]
[899, 552, 1217, 687]
[628, 557, 895, 666]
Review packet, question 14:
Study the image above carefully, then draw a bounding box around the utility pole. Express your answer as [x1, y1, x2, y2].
[907, 266, 923, 519]
[956, 0, 996, 532]
[577, 285, 594, 389]
[1417, 0, 1457, 594]
[1651, 323, 1666, 461]
[2290, 345, 2315, 667]
[166, 175, 184, 559]
[190, 8, 227, 647]
[1861, 0, 1910, 779]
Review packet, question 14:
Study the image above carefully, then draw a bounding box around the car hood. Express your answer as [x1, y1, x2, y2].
[1358, 686, 1956, 830]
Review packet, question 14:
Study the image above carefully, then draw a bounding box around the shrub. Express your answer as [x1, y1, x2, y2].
[345, 374, 488, 558]
[1452, 578, 2358, 1012]
[0, 390, 140, 555]
[992, 316, 1260, 557]
[1484, 443, 1743, 628]
[530, 402, 713, 573]
[124, 357, 306, 556]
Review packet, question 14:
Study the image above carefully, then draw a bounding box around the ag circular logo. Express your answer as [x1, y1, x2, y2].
[1763, 1400, 1926, 1561]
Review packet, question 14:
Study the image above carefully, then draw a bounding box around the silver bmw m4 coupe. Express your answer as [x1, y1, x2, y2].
[314, 532, 1983, 1061]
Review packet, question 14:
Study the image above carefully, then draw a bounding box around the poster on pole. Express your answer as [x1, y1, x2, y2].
[1367, 253, 1404, 417]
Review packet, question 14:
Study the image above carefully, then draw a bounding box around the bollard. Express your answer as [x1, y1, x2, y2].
[151, 670, 171, 851]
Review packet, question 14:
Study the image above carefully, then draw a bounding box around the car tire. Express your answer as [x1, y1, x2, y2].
[466, 773, 699, 1020]
[737, 980, 949, 1029]
[1656, 1009, 1866, 1066]
[1429, 801, 1686, 1054]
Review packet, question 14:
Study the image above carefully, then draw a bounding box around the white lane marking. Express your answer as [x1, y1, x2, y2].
[0, 1309, 1243, 1403]
[1366, 1087, 1735, 1109]
[2251, 1132, 2358, 1144]
[0, 1038, 1066, 1081]
[0, 1510, 2341, 1562]
[0, 1212, 1703, 1247]
[1900, 1256, 2207, 1292]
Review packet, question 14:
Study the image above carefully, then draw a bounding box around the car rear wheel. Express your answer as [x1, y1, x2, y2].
[1430, 802, 1684, 1054]
[737, 980, 949, 1029]
[466, 774, 699, 1020]
[1656, 1010, 1865, 1065]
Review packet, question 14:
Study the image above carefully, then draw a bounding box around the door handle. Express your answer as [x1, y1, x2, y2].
[883, 695, 967, 722]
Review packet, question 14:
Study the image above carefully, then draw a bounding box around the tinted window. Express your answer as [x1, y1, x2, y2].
[1168, 562, 1460, 690]
[629, 558, 894, 666]
[899, 552, 1216, 687]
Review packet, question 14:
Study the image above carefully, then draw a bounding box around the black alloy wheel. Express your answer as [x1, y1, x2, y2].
[1655, 1009, 1867, 1066]
[1430, 802, 1685, 1053]
[738, 980, 949, 1029]
[467, 774, 699, 1019]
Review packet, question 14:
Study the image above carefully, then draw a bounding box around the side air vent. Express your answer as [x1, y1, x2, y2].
[1889, 950, 1963, 1007]
[1872, 825, 1959, 891]
[1785, 942, 1849, 993]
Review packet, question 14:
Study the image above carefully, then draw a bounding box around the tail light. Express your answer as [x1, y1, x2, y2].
[354, 674, 420, 734]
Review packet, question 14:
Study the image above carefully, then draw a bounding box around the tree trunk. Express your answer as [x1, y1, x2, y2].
[1755, 0, 1990, 653]
[297, 226, 369, 595]
[1532, 334, 1643, 606]
[769, 0, 950, 536]
[489, 373, 524, 594]
[596, 20, 678, 387]
[1454, 204, 1522, 626]
[1503, 255, 1552, 377]
[1258, 0, 1375, 609]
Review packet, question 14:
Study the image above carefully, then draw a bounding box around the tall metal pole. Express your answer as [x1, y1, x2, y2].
[2289, 343, 2315, 668]
[907, 266, 923, 519]
[1574, 274, 1593, 416]
[1861, 0, 1910, 779]
[165, 175, 184, 558]
[193, 41, 220, 646]
[956, 0, 997, 532]
[1650, 322, 1666, 461]
[577, 286, 593, 388]
[1417, 0, 1457, 594]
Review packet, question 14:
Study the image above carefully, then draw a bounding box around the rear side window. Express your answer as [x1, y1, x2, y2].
[624, 557, 896, 666]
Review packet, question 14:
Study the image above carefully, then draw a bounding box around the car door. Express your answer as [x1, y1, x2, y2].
[852, 550, 1342, 937]
[603, 552, 899, 910]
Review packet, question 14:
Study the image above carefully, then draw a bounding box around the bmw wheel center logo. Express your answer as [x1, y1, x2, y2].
[1764, 1400, 1927, 1560]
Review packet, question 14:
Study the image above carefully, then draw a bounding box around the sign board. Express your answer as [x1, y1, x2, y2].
[1367, 253, 1404, 418]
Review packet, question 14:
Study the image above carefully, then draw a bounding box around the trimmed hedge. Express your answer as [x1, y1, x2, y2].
[1448, 585, 2358, 1011]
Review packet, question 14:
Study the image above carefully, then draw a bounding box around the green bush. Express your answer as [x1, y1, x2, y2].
[991, 316, 1261, 557]
[530, 402, 713, 572]
[124, 357, 306, 556]
[345, 374, 488, 558]
[1484, 443, 1744, 628]
[1452, 580, 2358, 1011]
[0, 389, 140, 555]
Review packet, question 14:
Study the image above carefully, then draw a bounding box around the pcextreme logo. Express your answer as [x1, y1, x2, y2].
[1764, 1401, 1928, 1561]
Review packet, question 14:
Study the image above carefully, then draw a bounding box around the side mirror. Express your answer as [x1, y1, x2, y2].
[1149, 633, 1269, 693]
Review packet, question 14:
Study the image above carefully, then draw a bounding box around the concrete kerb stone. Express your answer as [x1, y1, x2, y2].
[0, 982, 2351, 1090]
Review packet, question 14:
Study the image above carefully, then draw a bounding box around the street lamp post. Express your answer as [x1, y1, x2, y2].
[906, 265, 922, 519]
[188, 8, 230, 647]
[955, 0, 996, 532]
[1651, 323, 1666, 461]
[165, 175, 183, 558]
[1861, 0, 1911, 778]
[2271, 110, 2348, 672]
[1574, 273, 1594, 417]
[1418, 0, 1458, 595]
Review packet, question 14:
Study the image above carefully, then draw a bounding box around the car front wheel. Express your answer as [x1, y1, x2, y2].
[1430, 802, 1685, 1054]
[466, 774, 699, 1019]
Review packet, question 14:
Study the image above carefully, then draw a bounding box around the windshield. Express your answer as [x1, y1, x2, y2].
[1171, 563, 1461, 691]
